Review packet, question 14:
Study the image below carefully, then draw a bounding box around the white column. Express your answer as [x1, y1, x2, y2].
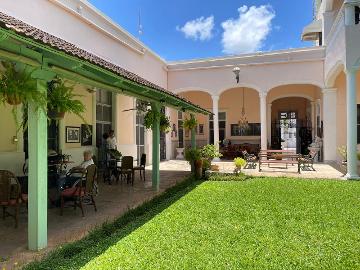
[322, 88, 337, 161]
[112, 93, 118, 133]
[211, 95, 220, 152]
[267, 103, 272, 149]
[259, 92, 267, 150]
[92, 91, 97, 147]
[165, 107, 172, 160]
[58, 119, 65, 153]
[345, 3, 356, 26]
[322, 11, 334, 45]
[345, 69, 359, 179]
[311, 101, 316, 140]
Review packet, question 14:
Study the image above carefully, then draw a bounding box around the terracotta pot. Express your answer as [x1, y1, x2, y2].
[211, 164, 220, 171]
[273, 154, 283, 160]
[194, 159, 203, 179]
[48, 110, 65, 120]
[5, 93, 22, 105]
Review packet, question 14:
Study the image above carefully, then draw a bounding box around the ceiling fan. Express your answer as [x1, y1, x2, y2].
[122, 100, 150, 113]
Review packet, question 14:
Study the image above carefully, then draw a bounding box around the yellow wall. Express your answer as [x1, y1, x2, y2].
[117, 95, 135, 145]
[335, 70, 360, 156]
[174, 91, 212, 144]
[64, 84, 93, 149]
[0, 104, 17, 152]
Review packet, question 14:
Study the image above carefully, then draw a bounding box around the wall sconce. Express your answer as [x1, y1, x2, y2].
[12, 136, 18, 144]
[233, 67, 241, 84]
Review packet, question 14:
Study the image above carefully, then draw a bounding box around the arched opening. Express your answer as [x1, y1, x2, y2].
[218, 87, 260, 159]
[268, 84, 322, 155]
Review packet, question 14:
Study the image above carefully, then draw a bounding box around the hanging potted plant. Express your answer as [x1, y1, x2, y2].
[47, 78, 86, 121]
[0, 61, 46, 132]
[144, 108, 171, 133]
[183, 116, 198, 130]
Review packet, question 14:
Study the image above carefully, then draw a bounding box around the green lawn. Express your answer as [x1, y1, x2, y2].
[26, 177, 360, 270]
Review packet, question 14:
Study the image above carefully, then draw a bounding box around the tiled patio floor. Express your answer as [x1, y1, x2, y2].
[0, 160, 344, 269]
[0, 167, 188, 269]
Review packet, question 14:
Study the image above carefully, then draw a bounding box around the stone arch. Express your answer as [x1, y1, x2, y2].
[216, 83, 262, 96]
[325, 60, 344, 88]
[267, 81, 325, 92]
[172, 87, 213, 96]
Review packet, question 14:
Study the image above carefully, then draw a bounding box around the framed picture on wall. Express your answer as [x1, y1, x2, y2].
[66, 126, 80, 143]
[198, 124, 204, 135]
[81, 124, 93, 146]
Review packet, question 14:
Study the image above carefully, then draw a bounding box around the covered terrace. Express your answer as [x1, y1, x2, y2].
[0, 11, 209, 253]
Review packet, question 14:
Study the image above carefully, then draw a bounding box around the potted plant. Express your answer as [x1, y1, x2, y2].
[183, 116, 198, 130]
[185, 148, 202, 179]
[200, 144, 222, 171]
[273, 154, 283, 160]
[47, 78, 86, 121]
[144, 109, 171, 133]
[0, 61, 46, 131]
[234, 157, 247, 175]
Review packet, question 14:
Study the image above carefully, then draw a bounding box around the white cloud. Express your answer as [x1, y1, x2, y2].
[221, 5, 275, 54]
[177, 16, 215, 41]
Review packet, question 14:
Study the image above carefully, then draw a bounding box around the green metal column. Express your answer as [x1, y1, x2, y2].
[190, 114, 196, 149]
[151, 102, 161, 191]
[28, 78, 48, 251]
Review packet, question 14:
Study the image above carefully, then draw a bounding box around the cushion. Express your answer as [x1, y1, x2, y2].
[61, 187, 85, 197]
[0, 199, 18, 206]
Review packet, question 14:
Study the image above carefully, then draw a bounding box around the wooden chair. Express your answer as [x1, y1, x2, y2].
[60, 164, 98, 217]
[118, 156, 134, 185]
[133, 154, 146, 182]
[0, 170, 21, 228]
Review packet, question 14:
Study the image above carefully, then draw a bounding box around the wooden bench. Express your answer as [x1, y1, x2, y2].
[258, 150, 301, 173]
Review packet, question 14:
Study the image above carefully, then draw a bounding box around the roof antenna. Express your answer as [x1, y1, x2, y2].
[138, 9, 143, 40]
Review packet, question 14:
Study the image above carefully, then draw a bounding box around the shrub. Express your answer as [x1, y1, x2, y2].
[184, 148, 201, 163]
[200, 144, 222, 161]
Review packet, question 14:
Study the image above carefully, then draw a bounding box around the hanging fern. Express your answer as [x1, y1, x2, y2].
[144, 109, 171, 133]
[0, 61, 47, 133]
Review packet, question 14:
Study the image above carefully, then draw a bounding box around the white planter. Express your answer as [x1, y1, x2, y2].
[176, 148, 184, 160]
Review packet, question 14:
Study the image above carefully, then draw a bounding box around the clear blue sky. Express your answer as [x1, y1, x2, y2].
[88, 0, 314, 61]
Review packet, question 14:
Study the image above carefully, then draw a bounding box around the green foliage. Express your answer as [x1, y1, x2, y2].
[234, 157, 246, 168]
[47, 79, 85, 117]
[208, 172, 250, 181]
[25, 178, 360, 269]
[337, 145, 360, 161]
[183, 116, 198, 130]
[202, 158, 211, 171]
[184, 148, 201, 163]
[107, 149, 122, 160]
[200, 144, 222, 160]
[0, 61, 46, 132]
[143, 109, 171, 133]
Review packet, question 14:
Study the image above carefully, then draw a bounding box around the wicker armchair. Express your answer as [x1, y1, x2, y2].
[0, 170, 21, 228]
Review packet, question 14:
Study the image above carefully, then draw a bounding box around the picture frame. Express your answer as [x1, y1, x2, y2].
[81, 124, 93, 146]
[66, 126, 80, 143]
[198, 124, 204, 135]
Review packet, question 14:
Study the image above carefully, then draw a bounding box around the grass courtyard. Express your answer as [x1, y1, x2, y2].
[26, 177, 360, 270]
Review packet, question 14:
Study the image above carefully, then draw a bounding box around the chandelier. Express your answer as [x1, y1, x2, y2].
[238, 87, 249, 131]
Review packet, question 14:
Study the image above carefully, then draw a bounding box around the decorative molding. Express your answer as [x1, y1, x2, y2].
[322, 87, 337, 94]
